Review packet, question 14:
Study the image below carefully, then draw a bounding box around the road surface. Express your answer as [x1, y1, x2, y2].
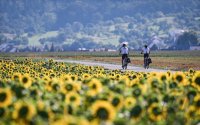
[55, 59, 172, 72]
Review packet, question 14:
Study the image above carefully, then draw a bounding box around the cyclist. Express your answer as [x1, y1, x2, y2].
[119, 43, 129, 69]
[141, 44, 150, 68]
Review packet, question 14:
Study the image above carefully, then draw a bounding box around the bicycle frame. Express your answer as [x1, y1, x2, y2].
[144, 57, 149, 69]
[122, 57, 128, 70]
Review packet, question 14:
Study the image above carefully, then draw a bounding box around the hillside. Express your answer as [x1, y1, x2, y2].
[0, 0, 200, 52]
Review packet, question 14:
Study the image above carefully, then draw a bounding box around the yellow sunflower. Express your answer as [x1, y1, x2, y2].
[65, 92, 81, 106]
[91, 100, 116, 121]
[109, 94, 123, 110]
[185, 106, 199, 122]
[12, 72, 22, 82]
[128, 78, 139, 87]
[130, 105, 143, 122]
[173, 72, 188, 86]
[20, 74, 32, 88]
[42, 76, 51, 83]
[194, 94, 200, 110]
[124, 97, 137, 109]
[13, 101, 36, 121]
[61, 81, 80, 94]
[82, 73, 91, 80]
[60, 74, 72, 82]
[178, 97, 188, 110]
[147, 77, 162, 90]
[192, 73, 200, 91]
[115, 74, 121, 80]
[158, 72, 169, 82]
[87, 78, 103, 96]
[119, 76, 130, 86]
[188, 68, 195, 74]
[70, 75, 78, 81]
[50, 78, 62, 91]
[147, 103, 166, 121]
[0, 88, 12, 107]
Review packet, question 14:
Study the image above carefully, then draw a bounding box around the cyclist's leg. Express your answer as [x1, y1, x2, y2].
[147, 54, 149, 69]
[125, 54, 128, 69]
[144, 54, 146, 68]
[143, 55, 145, 68]
[146, 58, 149, 69]
[122, 54, 125, 69]
[144, 54, 148, 69]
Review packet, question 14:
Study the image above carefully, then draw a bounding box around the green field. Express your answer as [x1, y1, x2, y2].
[28, 31, 59, 46]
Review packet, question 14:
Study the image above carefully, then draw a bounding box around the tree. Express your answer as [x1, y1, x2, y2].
[175, 31, 199, 50]
[50, 43, 55, 52]
[175, 32, 190, 50]
[187, 31, 198, 46]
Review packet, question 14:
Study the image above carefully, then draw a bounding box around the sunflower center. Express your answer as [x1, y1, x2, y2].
[19, 106, 29, 118]
[196, 100, 200, 107]
[152, 107, 161, 116]
[151, 81, 158, 88]
[0, 107, 5, 117]
[0, 92, 7, 102]
[132, 75, 137, 79]
[169, 82, 177, 89]
[14, 75, 19, 80]
[92, 84, 97, 89]
[66, 84, 73, 91]
[161, 76, 166, 81]
[112, 97, 120, 107]
[22, 77, 28, 84]
[132, 88, 141, 97]
[195, 77, 200, 86]
[189, 111, 195, 117]
[70, 96, 76, 102]
[127, 101, 132, 105]
[52, 84, 59, 91]
[130, 105, 142, 118]
[176, 75, 183, 82]
[71, 76, 76, 81]
[38, 110, 49, 119]
[64, 78, 69, 81]
[96, 107, 109, 120]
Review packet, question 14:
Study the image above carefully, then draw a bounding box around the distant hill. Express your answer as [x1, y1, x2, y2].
[0, 0, 199, 52]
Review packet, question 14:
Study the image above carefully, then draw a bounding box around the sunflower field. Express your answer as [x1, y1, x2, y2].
[0, 59, 199, 125]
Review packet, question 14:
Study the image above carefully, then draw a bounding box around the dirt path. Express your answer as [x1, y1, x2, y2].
[56, 59, 172, 72]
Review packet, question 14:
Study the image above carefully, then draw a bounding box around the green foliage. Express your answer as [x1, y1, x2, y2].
[176, 31, 199, 50]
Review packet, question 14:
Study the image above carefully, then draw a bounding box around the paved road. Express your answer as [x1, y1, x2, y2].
[56, 59, 171, 72]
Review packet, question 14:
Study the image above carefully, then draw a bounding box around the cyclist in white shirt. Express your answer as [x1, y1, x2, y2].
[119, 43, 129, 69]
[141, 44, 150, 66]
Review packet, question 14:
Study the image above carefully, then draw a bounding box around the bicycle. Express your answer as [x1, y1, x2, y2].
[122, 57, 131, 70]
[122, 57, 128, 70]
[144, 57, 149, 69]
